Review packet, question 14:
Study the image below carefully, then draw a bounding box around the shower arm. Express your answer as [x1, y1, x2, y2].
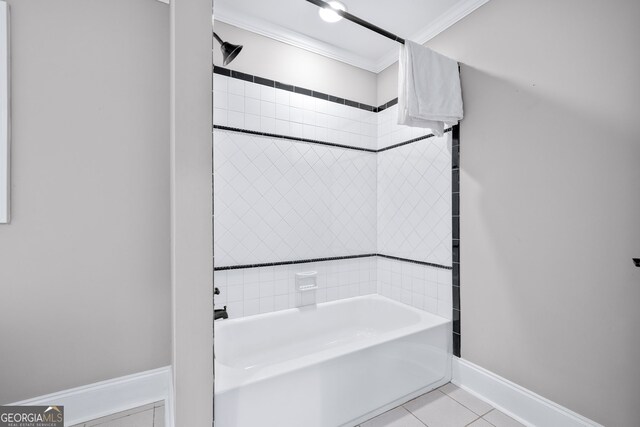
[305, 0, 405, 45]
[213, 32, 224, 46]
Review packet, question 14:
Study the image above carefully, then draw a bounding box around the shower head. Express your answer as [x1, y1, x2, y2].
[213, 32, 243, 66]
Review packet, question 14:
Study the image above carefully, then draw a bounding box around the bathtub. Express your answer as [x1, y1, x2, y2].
[214, 295, 452, 427]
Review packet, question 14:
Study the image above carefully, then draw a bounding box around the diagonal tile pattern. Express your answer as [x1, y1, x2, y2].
[377, 131, 453, 266]
[214, 129, 377, 266]
[213, 73, 453, 319]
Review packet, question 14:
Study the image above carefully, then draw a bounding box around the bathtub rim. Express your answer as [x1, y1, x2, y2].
[214, 294, 451, 394]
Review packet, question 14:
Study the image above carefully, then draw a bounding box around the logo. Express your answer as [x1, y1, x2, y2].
[0, 406, 64, 427]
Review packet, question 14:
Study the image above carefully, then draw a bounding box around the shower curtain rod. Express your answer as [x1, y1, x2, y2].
[305, 0, 406, 45]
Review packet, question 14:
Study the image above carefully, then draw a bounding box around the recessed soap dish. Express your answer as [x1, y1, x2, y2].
[295, 271, 318, 292]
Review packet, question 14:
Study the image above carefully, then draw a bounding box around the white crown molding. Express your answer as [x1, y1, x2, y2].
[374, 0, 490, 72]
[215, 0, 490, 74]
[215, 7, 379, 72]
[11, 366, 174, 427]
[452, 358, 604, 427]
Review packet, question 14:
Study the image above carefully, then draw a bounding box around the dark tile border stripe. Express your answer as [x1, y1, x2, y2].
[215, 66, 379, 112]
[214, 125, 452, 155]
[376, 97, 398, 113]
[214, 253, 452, 271]
[213, 125, 377, 153]
[214, 67, 453, 153]
[376, 254, 452, 270]
[377, 127, 453, 153]
[452, 124, 461, 357]
[214, 254, 377, 271]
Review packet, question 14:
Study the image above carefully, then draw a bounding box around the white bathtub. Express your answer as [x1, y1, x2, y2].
[214, 295, 452, 427]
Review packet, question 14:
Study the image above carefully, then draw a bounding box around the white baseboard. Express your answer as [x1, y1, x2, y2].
[11, 366, 174, 427]
[452, 358, 602, 427]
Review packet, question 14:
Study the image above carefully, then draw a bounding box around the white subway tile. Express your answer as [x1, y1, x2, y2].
[213, 91, 228, 109]
[290, 107, 304, 124]
[260, 85, 276, 103]
[290, 92, 305, 109]
[244, 282, 260, 300]
[213, 108, 227, 126]
[228, 78, 244, 96]
[227, 110, 244, 128]
[213, 75, 228, 92]
[276, 104, 290, 121]
[261, 101, 276, 118]
[261, 117, 276, 133]
[227, 286, 244, 303]
[244, 299, 260, 317]
[275, 119, 290, 135]
[259, 296, 275, 314]
[245, 114, 261, 132]
[245, 82, 261, 99]
[245, 97, 260, 116]
[275, 89, 290, 106]
[228, 93, 244, 113]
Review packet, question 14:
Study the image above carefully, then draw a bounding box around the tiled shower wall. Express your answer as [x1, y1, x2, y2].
[377, 104, 452, 266]
[214, 257, 377, 318]
[376, 104, 453, 318]
[213, 69, 452, 320]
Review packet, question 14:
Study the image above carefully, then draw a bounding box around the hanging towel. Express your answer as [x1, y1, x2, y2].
[398, 40, 463, 136]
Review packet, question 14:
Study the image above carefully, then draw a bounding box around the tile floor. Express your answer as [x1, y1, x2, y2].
[69, 401, 164, 427]
[359, 383, 524, 427]
[70, 383, 522, 427]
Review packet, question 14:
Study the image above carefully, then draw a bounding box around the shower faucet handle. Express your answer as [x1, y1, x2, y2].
[214, 287, 221, 295]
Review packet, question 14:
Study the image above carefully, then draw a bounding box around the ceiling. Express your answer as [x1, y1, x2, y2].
[214, 0, 489, 73]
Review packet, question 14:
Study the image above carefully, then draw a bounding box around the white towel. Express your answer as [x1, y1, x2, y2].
[398, 40, 463, 136]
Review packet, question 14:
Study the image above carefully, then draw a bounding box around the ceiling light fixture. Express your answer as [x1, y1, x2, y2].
[319, 1, 347, 23]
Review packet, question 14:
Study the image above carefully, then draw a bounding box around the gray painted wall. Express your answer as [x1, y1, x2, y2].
[213, 21, 378, 106]
[376, 0, 640, 425]
[0, 0, 170, 403]
[171, 0, 214, 425]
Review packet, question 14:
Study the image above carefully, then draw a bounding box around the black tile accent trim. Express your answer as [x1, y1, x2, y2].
[328, 94, 345, 104]
[214, 253, 452, 271]
[275, 81, 294, 92]
[453, 308, 460, 334]
[452, 169, 459, 193]
[312, 91, 329, 101]
[452, 216, 460, 238]
[377, 128, 453, 153]
[453, 332, 461, 357]
[453, 258, 460, 285]
[376, 254, 452, 270]
[254, 76, 275, 87]
[294, 86, 312, 96]
[213, 67, 231, 77]
[213, 125, 377, 153]
[345, 99, 359, 108]
[231, 70, 253, 82]
[214, 125, 454, 155]
[451, 123, 461, 357]
[452, 286, 460, 310]
[452, 145, 460, 169]
[453, 240, 460, 264]
[215, 254, 377, 271]
[376, 97, 399, 113]
[214, 66, 382, 113]
[453, 193, 460, 216]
